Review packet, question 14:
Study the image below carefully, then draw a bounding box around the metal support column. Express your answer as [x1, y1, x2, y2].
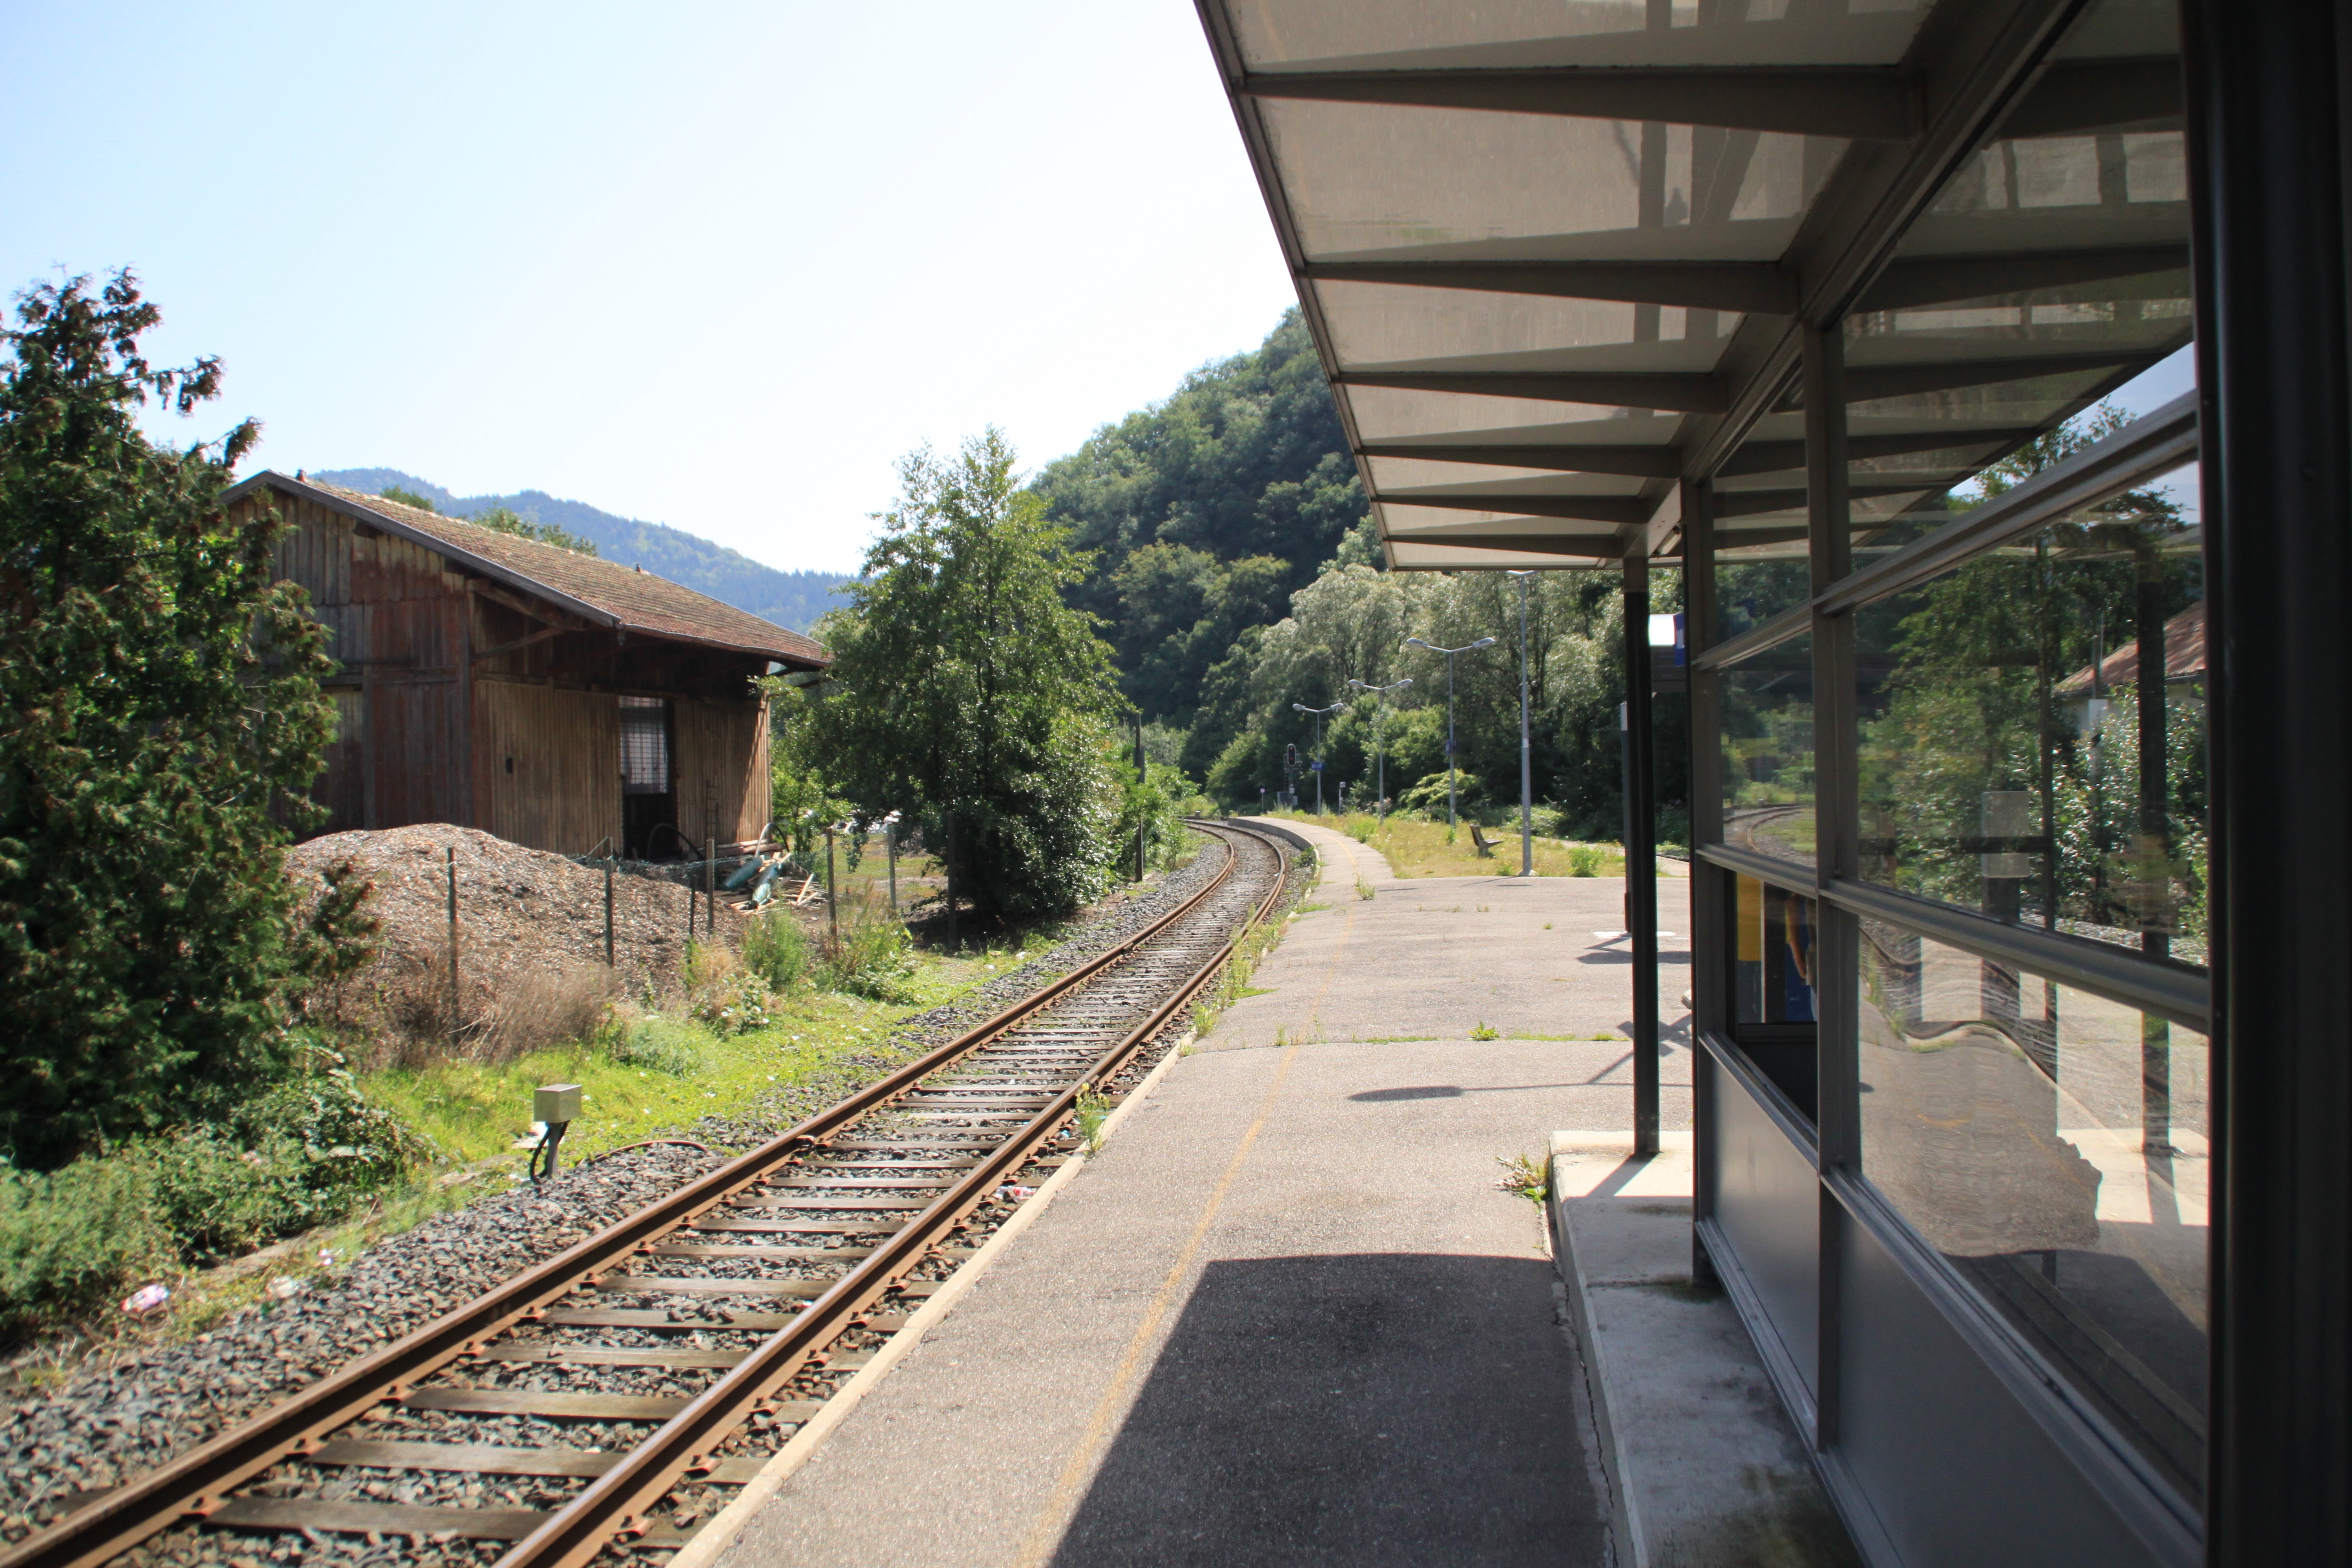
[1623, 546, 1660, 1158]
[1803, 319, 1859, 1452]
[2186, 1, 2352, 1559]
[1683, 482, 1723, 1288]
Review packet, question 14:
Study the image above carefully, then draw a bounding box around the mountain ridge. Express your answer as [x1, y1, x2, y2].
[307, 467, 851, 634]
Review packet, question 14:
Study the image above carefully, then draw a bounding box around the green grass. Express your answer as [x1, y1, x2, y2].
[367, 944, 1053, 1167]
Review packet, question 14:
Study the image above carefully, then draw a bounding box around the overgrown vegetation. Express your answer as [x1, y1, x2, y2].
[0, 1047, 426, 1340]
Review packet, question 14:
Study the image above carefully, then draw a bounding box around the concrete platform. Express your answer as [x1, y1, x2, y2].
[708, 818, 1694, 1567]
[1549, 1133, 1859, 1568]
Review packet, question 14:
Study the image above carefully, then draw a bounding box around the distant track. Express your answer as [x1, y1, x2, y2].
[4, 821, 1291, 1568]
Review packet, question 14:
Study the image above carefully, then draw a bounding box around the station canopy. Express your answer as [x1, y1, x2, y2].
[1195, 0, 2190, 570]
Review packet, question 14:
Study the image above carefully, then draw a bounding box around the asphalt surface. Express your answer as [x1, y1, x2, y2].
[718, 818, 1692, 1567]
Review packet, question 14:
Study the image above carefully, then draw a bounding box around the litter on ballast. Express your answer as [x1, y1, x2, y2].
[122, 1283, 169, 1316]
[269, 1277, 305, 1300]
[996, 1184, 1037, 1203]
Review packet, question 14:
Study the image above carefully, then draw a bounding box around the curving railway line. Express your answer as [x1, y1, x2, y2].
[9, 820, 1292, 1568]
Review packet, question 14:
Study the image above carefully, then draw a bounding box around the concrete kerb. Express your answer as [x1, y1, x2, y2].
[1547, 1131, 1858, 1568]
[667, 1032, 1196, 1568]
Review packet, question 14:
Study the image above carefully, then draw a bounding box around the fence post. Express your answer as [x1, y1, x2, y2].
[887, 821, 898, 915]
[446, 846, 460, 1048]
[704, 805, 717, 938]
[604, 856, 615, 968]
[826, 826, 840, 955]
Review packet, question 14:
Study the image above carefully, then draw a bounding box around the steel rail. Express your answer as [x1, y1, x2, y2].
[494, 821, 1291, 1566]
[0, 823, 1282, 1568]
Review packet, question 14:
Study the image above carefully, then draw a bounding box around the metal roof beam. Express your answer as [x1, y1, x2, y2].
[1366, 426, 2040, 477]
[1336, 367, 1726, 412]
[1714, 482, 1930, 518]
[1306, 260, 1797, 315]
[1240, 66, 1919, 141]
[1844, 350, 2152, 400]
[1375, 493, 1650, 523]
[1858, 244, 2191, 312]
[1387, 532, 1634, 559]
[1363, 441, 1684, 476]
[1998, 56, 2182, 139]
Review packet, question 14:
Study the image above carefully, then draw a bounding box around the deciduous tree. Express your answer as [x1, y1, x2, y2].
[814, 431, 1122, 919]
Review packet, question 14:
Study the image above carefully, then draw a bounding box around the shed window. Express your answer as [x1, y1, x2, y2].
[620, 697, 670, 794]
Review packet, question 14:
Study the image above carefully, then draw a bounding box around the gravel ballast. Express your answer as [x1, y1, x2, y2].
[0, 830, 1262, 1561]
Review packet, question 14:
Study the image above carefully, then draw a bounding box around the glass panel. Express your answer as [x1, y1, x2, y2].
[1347, 387, 1681, 441]
[1854, 482, 2204, 961]
[1720, 631, 1814, 867]
[1858, 926, 2208, 1502]
[1314, 280, 1742, 373]
[1259, 99, 1846, 263]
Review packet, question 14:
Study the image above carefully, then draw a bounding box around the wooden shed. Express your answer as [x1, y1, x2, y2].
[227, 471, 830, 858]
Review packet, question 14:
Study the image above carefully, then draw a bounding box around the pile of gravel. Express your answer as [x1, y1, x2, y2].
[288, 825, 715, 1055]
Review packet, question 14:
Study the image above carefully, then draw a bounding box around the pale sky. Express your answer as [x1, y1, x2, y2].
[2, 2, 1295, 574]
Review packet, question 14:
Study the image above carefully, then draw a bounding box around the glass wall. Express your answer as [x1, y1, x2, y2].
[1854, 488, 2204, 960]
[1857, 927, 2208, 1501]
[1719, 632, 1815, 868]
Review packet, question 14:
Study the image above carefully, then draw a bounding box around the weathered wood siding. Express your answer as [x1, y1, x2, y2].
[253, 493, 470, 834]
[674, 695, 772, 845]
[250, 482, 777, 857]
[475, 683, 623, 854]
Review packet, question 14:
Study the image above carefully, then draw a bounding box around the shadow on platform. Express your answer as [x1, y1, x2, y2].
[1050, 1252, 1607, 1568]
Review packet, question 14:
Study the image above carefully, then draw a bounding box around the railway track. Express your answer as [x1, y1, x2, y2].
[11, 820, 1292, 1568]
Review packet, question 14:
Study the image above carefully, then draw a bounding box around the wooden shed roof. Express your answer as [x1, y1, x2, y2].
[230, 471, 830, 668]
[2056, 600, 2206, 697]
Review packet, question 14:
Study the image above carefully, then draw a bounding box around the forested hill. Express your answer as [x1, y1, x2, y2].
[1031, 309, 1372, 734]
[308, 469, 851, 634]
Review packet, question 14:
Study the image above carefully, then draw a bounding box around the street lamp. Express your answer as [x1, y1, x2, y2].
[1345, 677, 1412, 822]
[1292, 701, 1343, 815]
[1506, 572, 1536, 877]
[1402, 636, 1496, 829]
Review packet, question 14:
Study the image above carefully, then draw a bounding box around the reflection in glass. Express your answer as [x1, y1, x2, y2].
[1858, 926, 2207, 1502]
[1734, 874, 1816, 1025]
[1716, 551, 1811, 643]
[1855, 480, 2205, 961]
[1721, 632, 1814, 867]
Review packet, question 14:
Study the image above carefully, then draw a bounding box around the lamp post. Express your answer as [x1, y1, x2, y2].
[1507, 571, 1536, 877]
[1292, 701, 1342, 814]
[1402, 636, 1496, 829]
[1346, 677, 1412, 822]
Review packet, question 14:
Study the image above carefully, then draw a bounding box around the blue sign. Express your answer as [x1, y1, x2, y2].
[1309, 760, 1324, 770]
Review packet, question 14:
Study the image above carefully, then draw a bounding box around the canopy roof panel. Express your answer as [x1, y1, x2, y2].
[1196, 0, 2190, 569]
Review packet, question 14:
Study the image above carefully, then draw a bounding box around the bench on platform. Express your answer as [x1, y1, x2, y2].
[1467, 823, 1497, 858]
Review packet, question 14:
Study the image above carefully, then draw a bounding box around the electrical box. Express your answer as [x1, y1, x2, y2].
[534, 1083, 583, 1125]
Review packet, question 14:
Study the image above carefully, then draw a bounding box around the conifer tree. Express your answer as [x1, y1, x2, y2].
[0, 273, 335, 1168]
